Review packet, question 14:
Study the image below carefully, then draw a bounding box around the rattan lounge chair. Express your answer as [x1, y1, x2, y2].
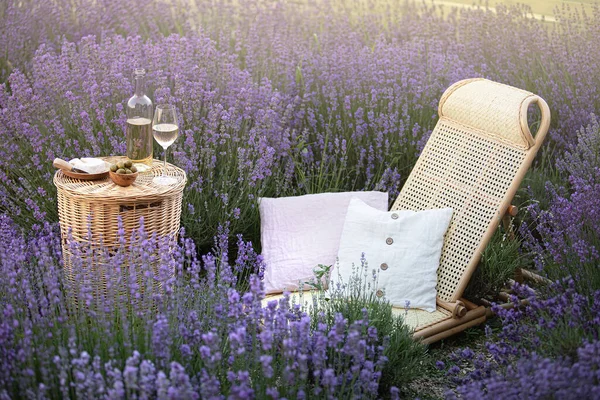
[262, 78, 551, 344]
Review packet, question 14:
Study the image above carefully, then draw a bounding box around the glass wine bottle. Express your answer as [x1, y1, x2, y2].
[126, 68, 153, 172]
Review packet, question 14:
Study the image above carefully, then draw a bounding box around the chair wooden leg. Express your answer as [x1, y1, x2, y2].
[420, 316, 487, 344]
[502, 204, 518, 241]
[519, 268, 552, 285]
[514, 267, 524, 283]
[413, 306, 486, 340]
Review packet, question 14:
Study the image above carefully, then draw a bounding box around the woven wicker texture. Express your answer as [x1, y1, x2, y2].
[54, 156, 186, 296]
[392, 78, 549, 302]
[391, 307, 452, 331]
[439, 78, 536, 149]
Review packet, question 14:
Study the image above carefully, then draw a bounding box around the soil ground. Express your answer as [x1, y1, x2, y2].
[401, 317, 504, 399]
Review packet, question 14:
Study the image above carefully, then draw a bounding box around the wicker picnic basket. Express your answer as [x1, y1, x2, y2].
[54, 156, 187, 304]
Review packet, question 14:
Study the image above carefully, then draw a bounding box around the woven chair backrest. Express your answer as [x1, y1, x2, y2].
[391, 78, 550, 302]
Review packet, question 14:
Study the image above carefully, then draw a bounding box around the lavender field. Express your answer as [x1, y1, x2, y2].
[1, 0, 599, 398]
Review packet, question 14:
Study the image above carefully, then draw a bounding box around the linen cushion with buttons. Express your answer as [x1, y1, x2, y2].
[334, 198, 453, 312]
[260, 191, 389, 294]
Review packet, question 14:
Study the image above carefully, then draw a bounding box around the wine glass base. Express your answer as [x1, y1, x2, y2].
[133, 163, 152, 173]
[153, 176, 177, 186]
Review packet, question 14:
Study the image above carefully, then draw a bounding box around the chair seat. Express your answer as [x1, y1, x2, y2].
[392, 307, 452, 331]
[261, 292, 452, 331]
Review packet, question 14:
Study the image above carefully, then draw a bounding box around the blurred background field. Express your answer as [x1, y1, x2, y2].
[433, 0, 596, 19]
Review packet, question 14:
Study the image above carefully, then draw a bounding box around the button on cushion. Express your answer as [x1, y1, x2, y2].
[334, 198, 453, 312]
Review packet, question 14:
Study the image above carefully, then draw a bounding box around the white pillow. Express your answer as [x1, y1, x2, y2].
[260, 192, 388, 294]
[334, 198, 453, 312]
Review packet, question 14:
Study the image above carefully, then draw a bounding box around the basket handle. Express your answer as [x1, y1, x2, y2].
[120, 202, 162, 213]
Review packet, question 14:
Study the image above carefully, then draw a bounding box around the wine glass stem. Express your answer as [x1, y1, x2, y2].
[163, 147, 167, 177]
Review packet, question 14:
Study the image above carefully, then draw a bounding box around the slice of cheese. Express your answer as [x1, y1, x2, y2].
[69, 158, 108, 174]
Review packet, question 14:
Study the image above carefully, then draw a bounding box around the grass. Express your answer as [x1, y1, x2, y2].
[464, 229, 531, 301]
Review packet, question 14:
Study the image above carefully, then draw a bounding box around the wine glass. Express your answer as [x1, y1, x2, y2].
[152, 104, 179, 186]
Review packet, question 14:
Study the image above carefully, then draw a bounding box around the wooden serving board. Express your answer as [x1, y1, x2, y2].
[60, 169, 109, 181]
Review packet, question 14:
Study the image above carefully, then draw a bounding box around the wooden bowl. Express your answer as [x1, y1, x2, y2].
[109, 171, 139, 187]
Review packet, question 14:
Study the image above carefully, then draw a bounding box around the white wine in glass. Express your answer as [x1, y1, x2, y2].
[152, 105, 179, 186]
[153, 123, 179, 148]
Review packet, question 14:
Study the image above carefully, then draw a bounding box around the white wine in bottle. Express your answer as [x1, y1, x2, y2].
[126, 117, 153, 165]
[126, 69, 153, 172]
